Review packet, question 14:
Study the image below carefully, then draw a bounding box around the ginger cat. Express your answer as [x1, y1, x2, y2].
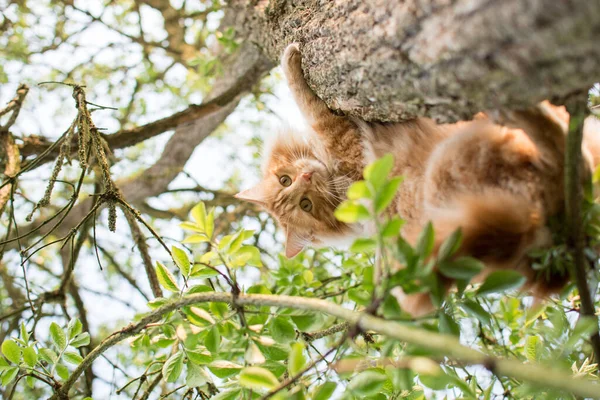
[236, 43, 599, 316]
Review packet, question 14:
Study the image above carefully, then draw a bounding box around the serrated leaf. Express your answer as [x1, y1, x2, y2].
[56, 363, 69, 380]
[172, 246, 191, 277]
[23, 346, 37, 367]
[269, 317, 295, 344]
[438, 257, 484, 280]
[347, 181, 371, 200]
[191, 202, 207, 232]
[67, 318, 83, 340]
[205, 326, 221, 353]
[208, 360, 243, 378]
[38, 348, 58, 364]
[460, 300, 491, 326]
[415, 222, 434, 258]
[163, 351, 184, 383]
[180, 221, 204, 233]
[1, 340, 21, 364]
[375, 176, 403, 213]
[50, 322, 67, 351]
[350, 238, 376, 253]
[189, 307, 216, 325]
[364, 154, 394, 190]
[245, 342, 266, 365]
[239, 366, 279, 390]
[313, 381, 337, 400]
[288, 342, 306, 376]
[382, 217, 404, 238]
[156, 261, 180, 292]
[147, 297, 168, 310]
[186, 349, 212, 365]
[525, 335, 541, 362]
[63, 351, 83, 365]
[334, 201, 371, 223]
[231, 245, 262, 268]
[182, 234, 210, 244]
[1, 366, 18, 386]
[348, 370, 388, 396]
[476, 270, 526, 296]
[70, 333, 90, 348]
[437, 228, 463, 261]
[20, 323, 29, 344]
[186, 362, 207, 387]
[205, 208, 215, 239]
[438, 310, 461, 337]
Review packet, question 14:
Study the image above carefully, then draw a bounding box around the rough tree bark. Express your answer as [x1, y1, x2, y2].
[229, 0, 600, 122]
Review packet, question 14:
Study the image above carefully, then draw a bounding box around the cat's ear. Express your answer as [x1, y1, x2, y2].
[234, 183, 267, 206]
[285, 230, 307, 258]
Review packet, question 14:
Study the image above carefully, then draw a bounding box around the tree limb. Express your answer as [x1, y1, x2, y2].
[50, 293, 600, 399]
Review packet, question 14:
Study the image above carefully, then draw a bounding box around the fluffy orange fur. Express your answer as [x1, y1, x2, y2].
[236, 43, 600, 316]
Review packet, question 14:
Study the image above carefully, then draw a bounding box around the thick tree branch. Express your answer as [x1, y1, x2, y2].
[50, 293, 600, 400]
[229, 0, 600, 122]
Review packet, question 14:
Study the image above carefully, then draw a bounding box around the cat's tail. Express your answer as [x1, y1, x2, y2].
[396, 190, 553, 317]
[427, 190, 546, 266]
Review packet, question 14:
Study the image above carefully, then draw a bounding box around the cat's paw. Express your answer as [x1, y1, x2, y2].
[281, 43, 302, 79]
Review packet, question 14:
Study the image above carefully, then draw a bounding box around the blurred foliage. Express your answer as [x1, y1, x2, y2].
[1, 1, 600, 400]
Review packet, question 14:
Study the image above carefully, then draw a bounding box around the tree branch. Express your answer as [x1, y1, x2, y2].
[565, 100, 600, 363]
[50, 293, 600, 399]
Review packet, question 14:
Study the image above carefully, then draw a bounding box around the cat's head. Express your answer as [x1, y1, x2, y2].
[235, 130, 351, 257]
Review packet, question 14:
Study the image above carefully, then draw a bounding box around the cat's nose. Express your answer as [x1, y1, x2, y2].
[300, 172, 313, 182]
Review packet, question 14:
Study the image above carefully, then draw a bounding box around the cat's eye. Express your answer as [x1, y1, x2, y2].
[300, 198, 313, 212]
[279, 175, 292, 187]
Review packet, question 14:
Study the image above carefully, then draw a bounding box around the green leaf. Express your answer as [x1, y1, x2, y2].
[313, 381, 337, 400]
[212, 390, 242, 400]
[348, 288, 371, 306]
[162, 351, 184, 383]
[63, 351, 83, 365]
[375, 176, 403, 214]
[525, 335, 542, 362]
[1, 366, 18, 386]
[438, 310, 460, 337]
[188, 307, 216, 325]
[245, 342, 266, 365]
[460, 300, 491, 326]
[476, 271, 526, 296]
[348, 369, 388, 396]
[186, 349, 212, 365]
[208, 360, 243, 378]
[56, 363, 69, 380]
[172, 246, 191, 277]
[269, 317, 296, 344]
[67, 318, 83, 340]
[350, 238, 376, 253]
[438, 257, 484, 280]
[205, 326, 221, 353]
[180, 221, 204, 233]
[206, 208, 215, 239]
[415, 222, 434, 258]
[1, 340, 21, 364]
[38, 348, 58, 364]
[231, 246, 262, 268]
[20, 323, 29, 344]
[382, 217, 404, 238]
[70, 333, 91, 348]
[182, 234, 210, 244]
[566, 317, 599, 349]
[239, 366, 279, 390]
[156, 261, 180, 292]
[288, 342, 306, 376]
[347, 181, 371, 200]
[437, 228, 462, 261]
[50, 322, 67, 351]
[364, 154, 394, 190]
[186, 362, 207, 387]
[334, 201, 370, 223]
[22, 346, 37, 367]
[191, 202, 207, 232]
